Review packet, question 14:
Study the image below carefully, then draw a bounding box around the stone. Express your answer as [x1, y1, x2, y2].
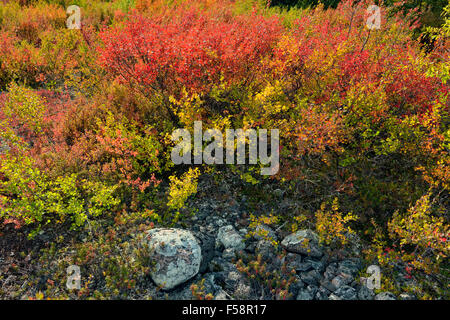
[315, 286, 330, 300]
[375, 292, 397, 300]
[284, 253, 303, 272]
[358, 285, 375, 300]
[323, 263, 338, 280]
[296, 289, 314, 300]
[255, 240, 277, 261]
[253, 224, 277, 241]
[281, 229, 323, 258]
[399, 293, 416, 300]
[222, 248, 236, 260]
[288, 276, 304, 298]
[328, 293, 342, 300]
[331, 273, 353, 289]
[320, 280, 337, 292]
[194, 233, 215, 274]
[145, 228, 202, 290]
[343, 232, 363, 256]
[296, 285, 317, 300]
[303, 258, 325, 273]
[238, 228, 248, 237]
[296, 260, 313, 272]
[337, 259, 361, 277]
[333, 285, 357, 300]
[216, 225, 245, 251]
[300, 270, 321, 286]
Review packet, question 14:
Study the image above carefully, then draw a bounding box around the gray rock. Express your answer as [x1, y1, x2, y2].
[333, 285, 357, 300]
[255, 240, 276, 262]
[343, 232, 363, 256]
[216, 225, 245, 251]
[253, 224, 277, 241]
[399, 293, 416, 300]
[194, 233, 215, 273]
[215, 218, 227, 227]
[375, 292, 397, 300]
[296, 260, 313, 272]
[281, 229, 323, 258]
[328, 293, 342, 300]
[222, 248, 236, 260]
[323, 263, 338, 280]
[337, 259, 361, 277]
[300, 270, 321, 286]
[316, 286, 331, 300]
[297, 289, 314, 300]
[331, 273, 353, 290]
[296, 285, 317, 300]
[284, 252, 309, 271]
[284, 253, 303, 272]
[145, 228, 202, 290]
[209, 257, 239, 275]
[288, 276, 304, 297]
[238, 228, 248, 237]
[320, 280, 337, 292]
[304, 258, 325, 273]
[358, 285, 375, 300]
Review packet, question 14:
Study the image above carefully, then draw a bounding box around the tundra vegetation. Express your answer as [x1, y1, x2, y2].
[0, 0, 448, 300]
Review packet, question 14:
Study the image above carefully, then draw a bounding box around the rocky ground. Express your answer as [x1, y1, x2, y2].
[136, 172, 418, 301]
[0, 170, 425, 300]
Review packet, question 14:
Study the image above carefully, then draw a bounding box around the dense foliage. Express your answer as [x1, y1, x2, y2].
[0, 0, 448, 299]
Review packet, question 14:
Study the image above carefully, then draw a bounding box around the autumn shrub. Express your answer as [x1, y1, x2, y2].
[236, 253, 298, 300]
[190, 278, 215, 300]
[97, 7, 283, 101]
[252, 0, 447, 209]
[1, 83, 46, 135]
[0, 1, 66, 44]
[239, 1, 447, 294]
[164, 167, 201, 223]
[388, 192, 448, 273]
[0, 151, 120, 237]
[0, 0, 448, 299]
[30, 212, 155, 299]
[0, 85, 121, 237]
[0, 32, 48, 90]
[315, 198, 358, 247]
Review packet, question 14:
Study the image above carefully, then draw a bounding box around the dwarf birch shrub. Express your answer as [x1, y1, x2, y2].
[0, 153, 120, 237]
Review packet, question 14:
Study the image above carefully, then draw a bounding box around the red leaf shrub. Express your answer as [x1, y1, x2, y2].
[98, 8, 283, 96]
